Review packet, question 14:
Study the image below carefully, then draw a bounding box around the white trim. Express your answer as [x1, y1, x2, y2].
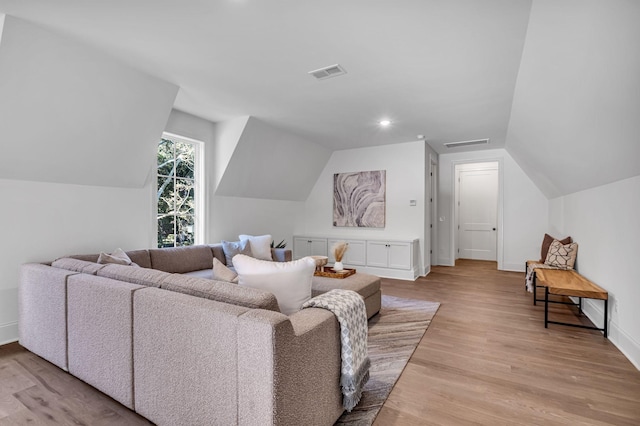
[502, 262, 525, 272]
[573, 298, 640, 371]
[0, 321, 18, 346]
[429, 154, 439, 268]
[450, 158, 504, 269]
[356, 266, 418, 281]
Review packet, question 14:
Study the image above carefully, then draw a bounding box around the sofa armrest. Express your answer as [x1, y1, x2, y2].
[237, 308, 343, 426]
[271, 248, 292, 262]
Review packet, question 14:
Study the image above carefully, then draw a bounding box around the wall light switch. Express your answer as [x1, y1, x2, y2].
[439, 216, 445, 222]
[409, 200, 417, 206]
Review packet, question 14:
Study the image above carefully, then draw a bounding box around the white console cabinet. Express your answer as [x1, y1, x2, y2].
[366, 241, 412, 270]
[293, 237, 327, 259]
[294, 235, 419, 280]
[328, 239, 366, 266]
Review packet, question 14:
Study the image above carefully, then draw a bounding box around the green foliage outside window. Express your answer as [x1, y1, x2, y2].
[157, 138, 196, 248]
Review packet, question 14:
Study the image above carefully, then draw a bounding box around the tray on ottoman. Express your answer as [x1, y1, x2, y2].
[314, 268, 356, 279]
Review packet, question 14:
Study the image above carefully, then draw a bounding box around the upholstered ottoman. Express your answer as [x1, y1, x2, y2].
[311, 273, 381, 319]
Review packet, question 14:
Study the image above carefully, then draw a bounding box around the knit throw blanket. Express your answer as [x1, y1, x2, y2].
[302, 289, 370, 411]
[525, 262, 569, 292]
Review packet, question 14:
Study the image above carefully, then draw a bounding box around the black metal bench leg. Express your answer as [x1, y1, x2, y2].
[579, 297, 582, 314]
[533, 271, 537, 306]
[604, 299, 608, 338]
[544, 286, 549, 328]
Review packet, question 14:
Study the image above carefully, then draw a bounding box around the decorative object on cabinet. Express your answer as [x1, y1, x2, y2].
[333, 170, 386, 228]
[332, 241, 349, 271]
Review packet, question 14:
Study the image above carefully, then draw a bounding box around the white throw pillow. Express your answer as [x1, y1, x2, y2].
[239, 234, 273, 261]
[212, 257, 239, 284]
[233, 254, 315, 315]
[97, 248, 132, 265]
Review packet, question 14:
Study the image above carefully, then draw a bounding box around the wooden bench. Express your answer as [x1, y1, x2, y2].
[533, 268, 608, 337]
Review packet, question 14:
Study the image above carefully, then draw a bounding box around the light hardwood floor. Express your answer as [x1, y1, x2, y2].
[1, 260, 639, 425]
[375, 260, 640, 425]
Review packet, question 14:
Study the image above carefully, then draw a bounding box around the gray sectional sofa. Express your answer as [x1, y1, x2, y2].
[19, 244, 382, 426]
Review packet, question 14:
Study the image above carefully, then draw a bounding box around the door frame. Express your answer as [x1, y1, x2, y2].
[430, 156, 438, 267]
[450, 158, 504, 269]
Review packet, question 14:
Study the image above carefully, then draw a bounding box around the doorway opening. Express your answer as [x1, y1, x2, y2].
[453, 161, 501, 268]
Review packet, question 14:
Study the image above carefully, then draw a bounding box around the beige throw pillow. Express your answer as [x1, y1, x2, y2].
[544, 239, 578, 269]
[239, 234, 273, 261]
[233, 254, 315, 315]
[97, 248, 133, 265]
[212, 258, 239, 283]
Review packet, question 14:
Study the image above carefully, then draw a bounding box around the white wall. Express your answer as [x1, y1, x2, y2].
[506, 0, 640, 198]
[210, 196, 304, 249]
[548, 175, 640, 369]
[0, 179, 152, 344]
[438, 148, 547, 270]
[0, 16, 177, 188]
[216, 117, 331, 201]
[301, 141, 426, 272]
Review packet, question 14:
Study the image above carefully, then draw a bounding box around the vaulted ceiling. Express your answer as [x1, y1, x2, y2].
[0, 0, 638, 198]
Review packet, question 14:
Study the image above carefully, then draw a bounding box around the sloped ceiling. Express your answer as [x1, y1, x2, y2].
[0, 15, 178, 188]
[215, 117, 331, 201]
[0, 1, 638, 198]
[0, 0, 532, 153]
[505, 0, 640, 198]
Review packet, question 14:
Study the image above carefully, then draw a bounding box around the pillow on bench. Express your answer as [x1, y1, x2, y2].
[544, 239, 578, 269]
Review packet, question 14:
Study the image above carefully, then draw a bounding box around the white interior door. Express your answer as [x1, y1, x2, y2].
[458, 168, 498, 261]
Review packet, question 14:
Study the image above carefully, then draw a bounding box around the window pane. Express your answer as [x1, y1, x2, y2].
[176, 178, 195, 215]
[175, 141, 195, 179]
[157, 134, 200, 248]
[157, 138, 175, 177]
[157, 176, 175, 215]
[157, 216, 175, 248]
[176, 215, 195, 246]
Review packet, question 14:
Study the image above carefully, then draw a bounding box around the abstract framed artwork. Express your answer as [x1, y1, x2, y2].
[333, 170, 386, 228]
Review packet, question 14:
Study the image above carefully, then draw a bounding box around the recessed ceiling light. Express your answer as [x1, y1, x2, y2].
[379, 119, 391, 127]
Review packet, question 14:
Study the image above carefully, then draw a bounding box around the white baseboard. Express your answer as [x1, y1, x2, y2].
[0, 321, 18, 346]
[502, 262, 525, 272]
[357, 266, 417, 281]
[577, 298, 640, 371]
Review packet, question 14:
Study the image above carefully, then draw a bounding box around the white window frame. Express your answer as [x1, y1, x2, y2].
[155, 131, 205, 247]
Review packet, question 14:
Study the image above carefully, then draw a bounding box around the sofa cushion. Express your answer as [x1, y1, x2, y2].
[239, 234, 272, 261]
[209, 244, 227, 265]
[125, 249, 152, 269]
[233, 255, 315, 316]
[149, 245, 213, 273]
[222, 240, 252, 265]
[97, 264, 170, 288]
[183, 269, 214, 280]
[160, 274, 280, 311]
[51, 257, 106, 275]
[67, 274, 143, 409]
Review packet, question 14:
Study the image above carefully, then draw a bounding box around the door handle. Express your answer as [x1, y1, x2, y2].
[492, 228, 496, 231]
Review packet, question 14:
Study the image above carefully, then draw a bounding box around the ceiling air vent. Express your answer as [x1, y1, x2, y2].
[444, 139, 490, 149]
[308, 64, 347, 80]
